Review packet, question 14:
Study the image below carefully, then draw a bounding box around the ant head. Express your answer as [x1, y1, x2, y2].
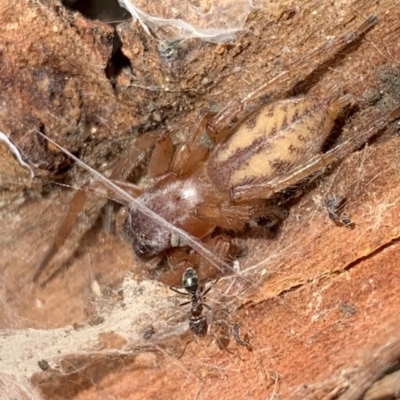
[182, 267, 199, 293]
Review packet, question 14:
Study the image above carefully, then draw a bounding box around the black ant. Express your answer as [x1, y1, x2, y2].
[170, 267, 214, 337]
[172, 268, 254, 356]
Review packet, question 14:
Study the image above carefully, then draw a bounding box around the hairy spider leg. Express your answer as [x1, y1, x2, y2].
[206, 15, 377, 142]
[196, 200, 285, 227]
[103, 131, 173, 231]
[169, 111, 215, 176]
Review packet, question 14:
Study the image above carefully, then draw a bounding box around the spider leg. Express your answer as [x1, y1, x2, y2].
[33, 186, 88, 283]
[195, 202, 246, 230]
[388, 106, 400, 122]
[109, 130, 171, 180]
[104, 130, 174, 230]
[196, 200, 282, 230]
[148, 133, 173, 177]
[34, 131, 169, 285]
[192, 235, 244, 280]
[242, 15, 377, 108]
[108, 180, 143, 198]
[169, 111, 213, 176]
[206, 15, 377, 141]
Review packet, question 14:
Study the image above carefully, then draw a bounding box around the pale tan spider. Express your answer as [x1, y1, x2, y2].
[33, 15, 382, 287]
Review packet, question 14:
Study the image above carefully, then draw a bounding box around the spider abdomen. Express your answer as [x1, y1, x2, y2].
[207, 96, 350, 193]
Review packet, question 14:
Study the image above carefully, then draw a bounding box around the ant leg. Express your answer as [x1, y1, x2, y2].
[178, 300, 192, 307]
[206, 15, 377, 141]
[202, 302, 213, 313]
[177, 339, 194, 360]
[231, 115, 387, 202]
[170, 286, 190, 296]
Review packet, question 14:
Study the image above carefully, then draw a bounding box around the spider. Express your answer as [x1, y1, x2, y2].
[33, 15, 381, 286]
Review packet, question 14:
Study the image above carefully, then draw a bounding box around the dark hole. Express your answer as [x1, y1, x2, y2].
[61, 1, 132, 79]
[61, 0, 130, 24]
[106, 32, 131, 80]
